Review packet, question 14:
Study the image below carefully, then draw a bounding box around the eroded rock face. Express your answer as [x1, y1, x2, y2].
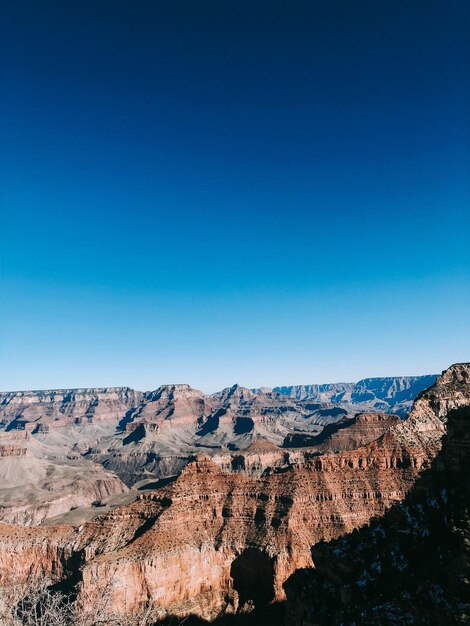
[0, 365, 466, 622]
[0, 387, 142, 431]
[0, 523, 77, 585]
[0, 375, 437, 438]
[0, 384, 342, 509]
[283, 412, 401, 450]
[284, 404, 470, 626]
[0, 429, 129, 526]
[0, 374, 437, 524]
[135, 384, 216, 430]
[76, 440, 429, 620]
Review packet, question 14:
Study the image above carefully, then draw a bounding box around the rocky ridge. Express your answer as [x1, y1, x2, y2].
[266, 375, 437, 416]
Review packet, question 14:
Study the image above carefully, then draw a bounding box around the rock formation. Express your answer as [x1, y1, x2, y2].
[283, 412, 400, 450]
[0, 430, 128, 525]
[0, 387, 141, 431]
[0, 375, 435, 524]
[0, 364, 466, 623]
[284, 402, 470, 626]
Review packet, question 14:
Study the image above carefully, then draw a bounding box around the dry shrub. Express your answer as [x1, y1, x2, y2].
[0, 575, 160, 626]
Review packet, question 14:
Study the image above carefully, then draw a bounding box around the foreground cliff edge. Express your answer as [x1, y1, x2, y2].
[284, 403, 470, 625]
[0, 364, 468, 624]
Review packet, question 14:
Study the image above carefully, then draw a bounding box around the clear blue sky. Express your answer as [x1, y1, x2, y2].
[1, 0, 469, 392]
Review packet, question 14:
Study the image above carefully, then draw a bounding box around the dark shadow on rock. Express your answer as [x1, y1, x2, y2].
[234, 417, 254, 435]
[137, 475, 178, 491]
[117, 407, 139, 432]
[283, 415, 355, 448]
[197, 414, 220, 436]
[284, 405, 470, 626]
[231, 455, 245, 471]
[123, 423, 146, 444]
[230, 548, 275, 608]
[156, 601, 285, 625]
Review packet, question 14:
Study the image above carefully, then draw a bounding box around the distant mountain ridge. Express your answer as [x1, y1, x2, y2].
[253, 375, 437, 416]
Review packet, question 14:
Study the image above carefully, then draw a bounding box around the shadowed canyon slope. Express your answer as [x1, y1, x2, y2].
[284, 405, 470, 625]
[0, 365, 467, 623]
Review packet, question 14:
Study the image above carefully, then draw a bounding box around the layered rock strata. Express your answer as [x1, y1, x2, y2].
[0, 365, 466, 622]
[284, 402, 470, 626]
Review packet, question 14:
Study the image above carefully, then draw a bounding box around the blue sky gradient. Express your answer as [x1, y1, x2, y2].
[1, 0, 469, 391]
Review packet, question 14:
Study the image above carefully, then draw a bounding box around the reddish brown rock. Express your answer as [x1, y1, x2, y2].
[0, 387, 141, 431]
[284, 412, 400, 450]
[0, 364, 467, 622]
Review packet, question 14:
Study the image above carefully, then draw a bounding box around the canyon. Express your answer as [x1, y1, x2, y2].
[0, 375, 435, 525]
[0, 365, 468, 624]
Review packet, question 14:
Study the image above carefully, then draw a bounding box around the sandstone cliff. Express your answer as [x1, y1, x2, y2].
[0, 387, 142, 431]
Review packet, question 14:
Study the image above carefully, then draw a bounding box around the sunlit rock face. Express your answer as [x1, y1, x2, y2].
[0, 387, 142, 431]
[0, 365, 466, 622]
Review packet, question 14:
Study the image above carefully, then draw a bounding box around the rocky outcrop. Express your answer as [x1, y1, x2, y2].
[0, 383, 347, 502]
[58, 440, 425, 621]
[0, 434, 427, 618]
[284, 402, 470, 626]
[0, 375, 435, 439]
[0, 523, 77, 585]
[85, 384, 330, 488]
[0, 365, 466, 622]
[134, 384, 216, 430]
[0, 374, 436, 507]
[212, 439, 294, 476]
